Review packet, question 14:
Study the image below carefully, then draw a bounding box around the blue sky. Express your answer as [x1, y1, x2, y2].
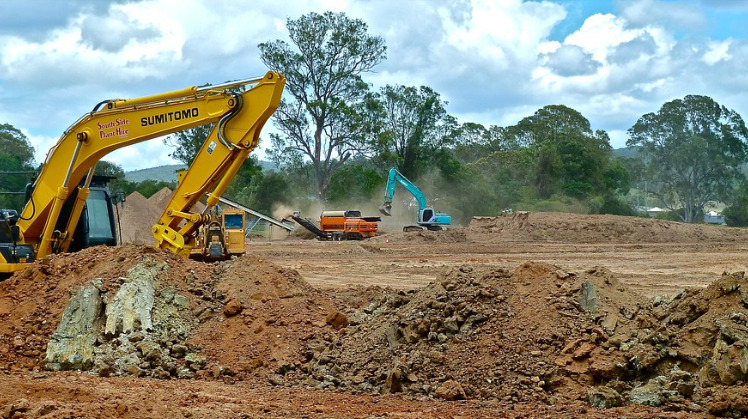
[551, 0, 616, 40]
[555, 0, 748, 41]
[0, 0, 746, 170]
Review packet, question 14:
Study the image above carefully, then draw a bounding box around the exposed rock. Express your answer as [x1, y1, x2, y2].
[223, 299, 243, 317]
[326, 310, 348, 330]
[578, 280, 599, 313]
[630, 377, 665, 407]
[268, 374, 285, 386]
[588, 386, 623, 408]
[435, 380, 466, 401]
[105, 266, 157, 336]
[40, 261, 203, 378]
[383, 368, 402, 394]
[44, 281, 103, 370]
[170, 344, 188, 358]
[185, 353, 207, 371]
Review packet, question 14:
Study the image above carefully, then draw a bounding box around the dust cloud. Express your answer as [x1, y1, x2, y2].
[271, 204, 296, 220]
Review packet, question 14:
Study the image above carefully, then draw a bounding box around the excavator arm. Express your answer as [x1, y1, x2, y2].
[1, 71, 284, 274]
[379, 168, 428, 216]
[151, 72, 285, 256]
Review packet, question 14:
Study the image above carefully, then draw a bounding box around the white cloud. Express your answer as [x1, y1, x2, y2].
[438, 0, 566, 66]
[79, 6, 163, 53]
[0, 0, 747, 166]
[702, 39, 731, 64]
[0, 9, 184, 87]
[24, 133, 58, 167]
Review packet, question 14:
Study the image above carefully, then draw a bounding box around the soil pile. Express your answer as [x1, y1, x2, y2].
[117, 187, 207, 245]
[588, 270, 748, 417]
[0, 245, 341, 382]
[116, 192, 164, 244]
[147, 187, 176, 209]
[467, 212, 748, 243]
[293, 263, 748, 416]
[293, 262, 644, 403]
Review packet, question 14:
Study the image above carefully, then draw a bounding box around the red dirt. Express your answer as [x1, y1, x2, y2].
[2, 212, 748, 417]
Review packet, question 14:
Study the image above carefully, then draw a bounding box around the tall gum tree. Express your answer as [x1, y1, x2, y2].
[505, 105, 615, 199]
[373, 85, 452, 180]
[259, 12, 386, 203]
[627, 95, 748, 223]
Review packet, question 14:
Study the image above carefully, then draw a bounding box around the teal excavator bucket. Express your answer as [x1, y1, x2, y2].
[378, 203, 392, 216]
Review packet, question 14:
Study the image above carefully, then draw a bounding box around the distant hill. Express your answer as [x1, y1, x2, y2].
[124, 160, 279, 183]
[259, 159, 279, 172]
[125, 165, 185, 183]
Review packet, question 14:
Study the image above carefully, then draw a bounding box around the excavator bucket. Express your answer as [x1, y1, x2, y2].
[378, 203, 392, 216]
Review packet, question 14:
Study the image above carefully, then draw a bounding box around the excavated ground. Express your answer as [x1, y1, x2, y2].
[1, 211, 748, 417]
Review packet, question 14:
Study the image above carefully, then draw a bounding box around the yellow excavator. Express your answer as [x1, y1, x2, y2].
[0, 71, 285, 276]
[191, 205, 246, 261]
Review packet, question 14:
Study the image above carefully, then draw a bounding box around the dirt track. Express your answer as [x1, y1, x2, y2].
[2, 212, 748, 418]
[264, 239, 748, 297]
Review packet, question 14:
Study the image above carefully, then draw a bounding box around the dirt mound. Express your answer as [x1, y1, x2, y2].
[292, 262, 644, 402]
[117, 188, 208, 245]
[147, 187, 175, 209]
[604, 270, 748, 416]
[117, 192, 163, 244]
[0, 245, 341, 381]
[467, 212, 748, 243]
[287, 262, 748, 415]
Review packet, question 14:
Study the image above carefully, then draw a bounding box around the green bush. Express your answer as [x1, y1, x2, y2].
[598, 196, 636, 216]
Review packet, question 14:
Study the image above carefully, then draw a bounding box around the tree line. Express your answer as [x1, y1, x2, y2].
[3, 11, 748, 226]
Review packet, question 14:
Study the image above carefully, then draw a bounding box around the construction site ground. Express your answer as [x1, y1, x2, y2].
[3, 211, 748, 418]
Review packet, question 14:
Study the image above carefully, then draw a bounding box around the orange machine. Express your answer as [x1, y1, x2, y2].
[319, 210, 380, 240]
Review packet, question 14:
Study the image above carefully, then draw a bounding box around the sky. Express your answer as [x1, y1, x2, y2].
[0, 0, 746, 171]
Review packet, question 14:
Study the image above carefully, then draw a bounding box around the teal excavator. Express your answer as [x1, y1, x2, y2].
[378, 168, 452, 231]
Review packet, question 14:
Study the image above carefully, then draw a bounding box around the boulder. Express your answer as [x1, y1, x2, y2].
[588, 386, 623, 408]
[435, 380, 466, 401]
[325, 310, 348, 330]
[223, 299, 243, 317]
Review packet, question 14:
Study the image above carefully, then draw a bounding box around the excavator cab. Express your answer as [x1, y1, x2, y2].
[45, 176, 118, 253]
[420, 208, 434, 224]
[1, 180, 117, 276]
[0, 209, 35, 275]
[0, 210, 20, 242]
[63, 185, 118, 252]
